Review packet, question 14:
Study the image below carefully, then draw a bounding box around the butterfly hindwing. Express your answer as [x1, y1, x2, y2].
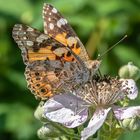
[25, 60, 87, 100]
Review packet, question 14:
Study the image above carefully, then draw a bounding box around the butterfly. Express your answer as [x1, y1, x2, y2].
[12, 3, 101, 100]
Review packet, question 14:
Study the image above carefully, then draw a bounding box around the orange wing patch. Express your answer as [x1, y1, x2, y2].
[66, 36, 81, 55]
[28, 46, 56, 62]
[50, 32, 81, 61]
[54, 32, 67, 46]
[25, 68, 60, 99]
[54, 33, 81, 54]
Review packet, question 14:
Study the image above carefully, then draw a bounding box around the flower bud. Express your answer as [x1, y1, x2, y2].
[119, 62, 140, 81]
[120, 118, 140, 131]
[37, 124, 62, 139]
[34, 101, 48, 122]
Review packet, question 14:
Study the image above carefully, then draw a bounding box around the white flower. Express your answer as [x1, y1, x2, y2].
[43, 76, 139, 140]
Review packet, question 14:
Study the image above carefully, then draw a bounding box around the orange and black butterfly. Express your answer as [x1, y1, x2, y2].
[12, 3, 100, 100]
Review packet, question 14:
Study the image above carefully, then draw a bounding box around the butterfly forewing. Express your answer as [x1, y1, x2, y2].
[12, 24, 72, 64]
[43, 3, 90, 61]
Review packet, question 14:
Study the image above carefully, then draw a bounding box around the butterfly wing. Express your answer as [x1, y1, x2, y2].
[12, 24, 77, 63]
[12, 24, 89, 100]
[43, 3, 90, 61]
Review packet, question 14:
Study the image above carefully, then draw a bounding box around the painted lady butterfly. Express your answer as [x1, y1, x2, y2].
[12, 3, 101, 100]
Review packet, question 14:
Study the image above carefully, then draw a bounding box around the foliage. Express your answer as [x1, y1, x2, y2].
[0, 0, 140, 140]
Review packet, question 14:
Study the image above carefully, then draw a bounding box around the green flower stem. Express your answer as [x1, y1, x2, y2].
[97, 111, 123, 140]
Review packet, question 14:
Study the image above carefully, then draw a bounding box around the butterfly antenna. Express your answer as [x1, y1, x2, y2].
[98, 69, 102, 77]
[97, 35, 127, 60]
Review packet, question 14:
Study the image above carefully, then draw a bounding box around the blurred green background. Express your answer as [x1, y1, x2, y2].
[0, 0, 140, 140]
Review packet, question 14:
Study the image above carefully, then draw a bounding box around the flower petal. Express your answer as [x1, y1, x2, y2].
[113, 106, 140, 120]
[121, 79, 138, 99]
[81, 107, 111, 140]
[43, 94, 89, 128]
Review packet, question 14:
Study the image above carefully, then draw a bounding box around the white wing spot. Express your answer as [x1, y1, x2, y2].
[67, 37, 77, 46]
[44, 3, 47, 7]
[49, 23, 54, 30]
[63, 19, 68, 24]
[44, 22, 48, 34]
[42, 14, 45, 19]
[36, 34, 47, 43]
[44, 22, 47, 27]
[53, 48, 67, 56]
[43, 11, 47, 15]
[23, 36, 27, 40]
[18, 28, 22, 31]
[27, 27, 34, 32]
[57, 18, 67, 28]
[48, 18, 51, 21]
[17, 41, 23, 45]
[49, 12, 52, 15]
[26, 41, 33, 46]
[57, 20, 62, 28]
[52, 8, 57, 13]
[12, 31, 18, 36]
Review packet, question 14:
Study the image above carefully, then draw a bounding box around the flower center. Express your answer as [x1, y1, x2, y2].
[77, 76, 124, 107]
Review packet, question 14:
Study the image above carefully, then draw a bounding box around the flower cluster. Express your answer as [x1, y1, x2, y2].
[35, 63, 140, 140]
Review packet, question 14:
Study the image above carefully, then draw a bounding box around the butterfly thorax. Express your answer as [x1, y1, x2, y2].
[84, 60, 101, 79]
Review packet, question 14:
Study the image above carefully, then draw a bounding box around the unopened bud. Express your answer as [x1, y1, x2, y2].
[34, 101, 48, 122]
[120, 118, 140, 131]
[119, 62, 140, 81]
[37, 124, 62, 139]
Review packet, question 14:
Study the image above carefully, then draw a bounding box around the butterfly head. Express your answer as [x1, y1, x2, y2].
[85, 60, 101, 75]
